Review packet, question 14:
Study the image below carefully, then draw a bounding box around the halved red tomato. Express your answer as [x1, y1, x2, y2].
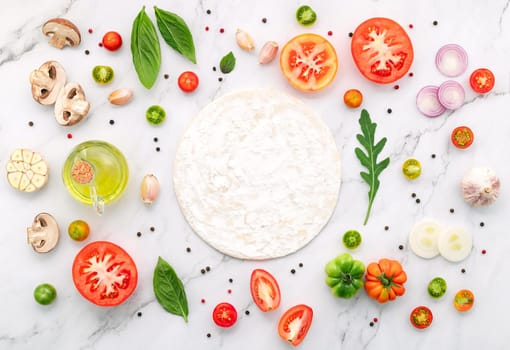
[351, 17, 414, 84]
[212, 302, 238, 328]
[280, 33, 338, 92]
[451, 126, 474, 149]
[278, 304, 313, 346]
[410, 306, 433, 329]
[470, 68, 495, 94]
[72, 241, 138, 307]
[250, 269, 281, 312]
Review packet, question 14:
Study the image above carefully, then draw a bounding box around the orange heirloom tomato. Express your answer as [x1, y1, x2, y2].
[364, 258, 407, 303]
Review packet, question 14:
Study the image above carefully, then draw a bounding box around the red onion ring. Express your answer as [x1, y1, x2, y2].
[416, 85, 446, 117]
[435, 44, 468, 77]
[438, 80, 465, 110]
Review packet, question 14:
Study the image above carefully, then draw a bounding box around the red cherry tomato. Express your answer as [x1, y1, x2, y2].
[102, 31, 122, 51]
[212, 302, 237, 327]
[250, 269, 281, 312]
[451, 126, 474, 149]
[410, 306, 433, 329]
[469, 68, 495, 94]
[278, 304, 313, 346]
[178, 71, 199, 93]
[72, 241, 138, 306]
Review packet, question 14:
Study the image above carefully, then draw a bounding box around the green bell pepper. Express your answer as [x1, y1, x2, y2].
[325, 253, 365, 298]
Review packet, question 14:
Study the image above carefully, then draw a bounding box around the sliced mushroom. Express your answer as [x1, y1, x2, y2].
[26, 213, 59, 253]
[29, 61, 67, 105]
[42, 18, 81, 49]
[54, 82, 90, 126]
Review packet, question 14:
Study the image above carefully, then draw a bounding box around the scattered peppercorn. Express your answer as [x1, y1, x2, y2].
[387, 108, 392, 114]
[409, 72, 414, 77]
[85, 50, 90, 55]
[461, 268, 466, 273]
[164, 74, 169, 79]
[262, 18, 267, 23]
[431, 154, 436, 158]
[156, 147, 161, 152]
[98, 42, 103, 47]
[245, 310, 250, 315]
[416, 198, 421, 204]
[409, 24, 414, 29]
[369, 322, 374, 327]
[384, 226, 389, 231]
[153, 137, 158, 142]
[206, 333, 211, 338]
[433, 20, 438, 26]
[137, 232, 142, 237]
[201, 269, 206, 274]
[67, 133, 73, 139]
[299, 263, 303, 268]
[219, 28, 225, 33]
[373, 317, 378, 323]
[327, 30, 333, 36]
[291, 269, 296, 274]
[398, 245, 404, 250]
[137, 312, 142, 317]
[393, 85, 400, 90]
[411, 193, 416, 198]
[150, 226, 155, 232]
[212, 66, 217, 72]
[218, 77, 223, 82]
[186, 247, 191, 253]
[109, 120, 115, 125]
[450, 208, 455, 213]
[480, 222, 485, 227]
[206, 9, 211, 14]
[481, 249, 487, 254]
[201, 299, 206, 303]
[227, 289, 232, 294]
[28, 121, 34, 127]
[228, 278, 233, 283]
[205, 266, 211, 272]
[348, 32, 353, 37]
[205, 26, 209, 31]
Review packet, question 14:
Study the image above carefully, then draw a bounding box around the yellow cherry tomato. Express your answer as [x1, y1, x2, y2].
[402, 158, 421, 180]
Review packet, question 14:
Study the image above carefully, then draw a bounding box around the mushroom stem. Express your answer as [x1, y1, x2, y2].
[49, 34, 67, 49]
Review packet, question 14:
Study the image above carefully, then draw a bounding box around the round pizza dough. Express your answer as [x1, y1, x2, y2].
[173, 89, 341, 259]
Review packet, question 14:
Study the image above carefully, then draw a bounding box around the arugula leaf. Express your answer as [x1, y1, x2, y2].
[153, 256, 189, 322]
[355, 109, 390, 225]
[220, 51, 236, 74]
[131, 6, 161, 89]
[154, 6, 196, 64]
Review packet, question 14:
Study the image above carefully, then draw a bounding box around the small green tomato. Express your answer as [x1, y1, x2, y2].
[34, 283, 57, 305]
[146, 105, 166, 125]
[342, 230, 362, 249]
[92, 65, 114, 84]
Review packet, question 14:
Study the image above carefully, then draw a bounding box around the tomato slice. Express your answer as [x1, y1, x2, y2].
[178, 71, 199, 93]
[212, 302, 238, 327]
[451, 126, 474, 149]
[278, 304, 313, 346]
[351, 17, 414, 84]
[410, 306, 433, 329]
[470, 68, 495, 94]
[250, 269, 281, 312]
[454, 289, 474, 312]
[72, 241, 138, 307]
[280, 33, 338, 92]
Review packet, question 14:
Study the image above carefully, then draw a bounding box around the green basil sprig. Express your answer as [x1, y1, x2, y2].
[220, 51, 236, 74]
[131, 6, 161, 89]
[153, 256, 189, 322]
[154, 6, 196, 64]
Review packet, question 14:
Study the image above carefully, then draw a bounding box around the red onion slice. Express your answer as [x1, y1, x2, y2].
[435, 44, 468, 77]
[438, 80, 465, 110]
[416, 85, 445, 117]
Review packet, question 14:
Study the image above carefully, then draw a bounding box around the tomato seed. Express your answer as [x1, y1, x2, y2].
[480, 222, 485, 227]
[482, 249, 487, 255]
[28, 121, 34, 127]
[137, 312, 142, 317]
[109, 120, 115, 125]
[67, 133, 73, 139]
[327, 30, 333, 36]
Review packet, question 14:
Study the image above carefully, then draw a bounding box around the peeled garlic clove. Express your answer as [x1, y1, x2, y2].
[461, 167, 500, 207]
[141, 174, 160, 205]
[108, 88, 133, 106]
[258, 41, 279, 64]
[235, 29, 255, 51]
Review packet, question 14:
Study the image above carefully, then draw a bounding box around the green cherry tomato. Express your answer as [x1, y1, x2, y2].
[342, 230, 362, 249]
[146, 105, 166, 125]
[296, 5, 317, 26]
[68, 220, 90, 241]
[427, 277, 447, 298]
[34, 283, 57, 305]
[92, 65, 114, 84]
[402, 158, 421, 180]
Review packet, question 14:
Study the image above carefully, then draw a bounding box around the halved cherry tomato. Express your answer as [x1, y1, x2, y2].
[280, 33, 338, 92]
[212, 302, 237, 327]
[351, 18, 414, 84]
[410, 306, 433, 329]
[72, 241, 138, 307]
[250, 269, 281, 312]
[470, 68, 495, 94]
[278, 304, 313, 346]
[102, 31, 122, 51]
[178, 71, 199, 93]
[451, 126, 474, 149]
[343, 89, 363, 108]
[454, 289, 474, 312]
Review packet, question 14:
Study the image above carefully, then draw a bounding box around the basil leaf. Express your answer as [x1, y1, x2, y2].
[154, 6, 196, 64]
[153, 256, 189, 322]
[220, 51, 236, 74]
[131, 6, 161, 89]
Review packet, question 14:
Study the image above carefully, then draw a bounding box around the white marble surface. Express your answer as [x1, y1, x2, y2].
[1, 0, 510, 349]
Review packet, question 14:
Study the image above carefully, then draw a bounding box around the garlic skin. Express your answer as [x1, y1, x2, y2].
[235, 29, 255, 51]
[141, 174, 160, 205]
[461, 167, 500, 207]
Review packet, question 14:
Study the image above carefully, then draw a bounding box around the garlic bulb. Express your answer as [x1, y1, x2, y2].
[141, 174, 160, 205]
[461, 167, 500, 207]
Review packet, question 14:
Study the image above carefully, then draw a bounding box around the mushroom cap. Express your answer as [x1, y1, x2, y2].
[26, 213, 59, 253]
[54, 82, 90, 126]
[29, 61, 66, 105]
[42, 18, 81, 49]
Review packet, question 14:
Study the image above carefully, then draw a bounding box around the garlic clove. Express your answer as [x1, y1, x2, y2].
[141, 174, 160, 205]
[235, 29, 255, 51]
[258, 41, 279, 64]
[461, 167, 500, 207]
[108, 88, 133, 106]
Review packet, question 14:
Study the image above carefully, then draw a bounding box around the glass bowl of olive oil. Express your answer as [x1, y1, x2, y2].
[62, 140, 128, 214]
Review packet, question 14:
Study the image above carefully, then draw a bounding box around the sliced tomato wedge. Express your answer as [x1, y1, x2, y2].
[410, 306, 433, 329]
[72, 241, 138, 307]
[280, 33, 338, 92]
[212, 302, 238, 327]
[250, 269, 281, 312]
[351, 17, 414, 84]
[278, 304, 313, 346]
[470, 68, 495, 94]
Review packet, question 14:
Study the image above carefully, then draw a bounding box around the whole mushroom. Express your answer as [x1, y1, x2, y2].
[27, 213, 59, 253]
[54, 83, 90, 126]
[461, 167, 500, 207]
[42, 18, 81, 49]
[29, 61, 66, 105]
